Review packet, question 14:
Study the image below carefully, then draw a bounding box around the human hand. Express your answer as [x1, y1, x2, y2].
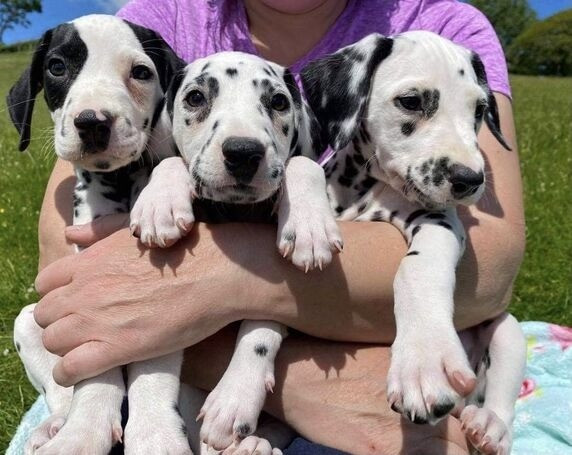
[34, 225, 247, 387]
[65, 213, 129, 248]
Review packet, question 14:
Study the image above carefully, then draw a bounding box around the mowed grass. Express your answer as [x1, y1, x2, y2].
[0, 49, 570, 450]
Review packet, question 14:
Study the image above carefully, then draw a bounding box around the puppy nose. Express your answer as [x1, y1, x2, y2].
[449, 164, 484, 199]
[74, 109, 113, 152]
[222, 137, 265, 183]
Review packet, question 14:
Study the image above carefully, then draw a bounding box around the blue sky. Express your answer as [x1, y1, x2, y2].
[3, 0, 572, 44]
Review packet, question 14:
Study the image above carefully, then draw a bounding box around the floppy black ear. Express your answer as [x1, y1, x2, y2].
[165, 67, 186, 120]
[301, 34, 393, 151]
[283, 68, 325, 159]
[124, 20, 186, 93]
[471, 53, 511, 151]
[6, 29, 53, 151]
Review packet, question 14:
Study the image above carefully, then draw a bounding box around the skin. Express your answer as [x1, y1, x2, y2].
[32, 1, 525, 452]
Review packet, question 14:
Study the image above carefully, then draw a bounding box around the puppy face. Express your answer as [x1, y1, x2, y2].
[302, 32, 511, 209]
[169, 52, 316, 203]
[7, 14, 181, 172]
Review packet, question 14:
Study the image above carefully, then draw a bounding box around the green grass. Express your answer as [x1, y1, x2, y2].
[0, 51, 570, 451]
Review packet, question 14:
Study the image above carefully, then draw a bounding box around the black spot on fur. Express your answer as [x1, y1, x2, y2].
[252, 79, 258, 88]
[422, 89, 440, 118]
[406, 251, 419, 256]
[389, 210, 398, 222]
[201, 62, 210, 72]
[433, 400, 456, 418]
[357, 202, 367, 213]
[401, 122, 416, 136]
[185, 118, 190, 126]
[254, 344, 268, 356]
[370, 210, 384, 221]
[438, 221, 453, 231]
[282, 124, 289, 136]
[404, 210, 427, 229]
[408, 411, 428, 425]
[426, 213, 445, 220]
[236, 423, 251, 436]
[459, 68, 465, 76]
[411, 225, 421, 238]
[283, 232, 296, 242]
[143, 118, 149, 129]
[226, 67, 238, 77]
[335, 206, 344, 214]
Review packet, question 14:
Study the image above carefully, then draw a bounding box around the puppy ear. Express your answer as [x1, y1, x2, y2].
[124, 20, 186, 93]
[471, 53, 511, 151]
[301, 34, 393, 151]
[6, 29, 53, 151]
[165, 68, 186, 120]
[283, 68, 325, 159]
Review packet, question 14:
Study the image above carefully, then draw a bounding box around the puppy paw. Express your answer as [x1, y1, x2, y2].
[33, 412, 122, 455]
[199, 365, 270, 450]
[277, 206, 342, 272]
[24, 414, 66, 454]
[124, 406, 192, 455]
[387, 331, 476, 424]
[130, 157, 194, 248]
[461, 405, 512, 455]
[220, 435, 283, 455]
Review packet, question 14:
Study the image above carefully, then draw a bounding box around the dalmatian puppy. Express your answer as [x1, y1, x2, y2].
[129, 51, 341, 451]
[301, 31, 526, 454]
[8, 14, 193, 455]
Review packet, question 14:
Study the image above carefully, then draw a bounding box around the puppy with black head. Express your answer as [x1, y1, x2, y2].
[130, 51, 341, 451]
[9, 14, 193, 454]
[301, 31, 526, 454]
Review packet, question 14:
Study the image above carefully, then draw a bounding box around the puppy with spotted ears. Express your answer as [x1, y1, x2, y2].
[301, 31, 526, 454]
[8, 15, 193, 455]
[130, 51, 340, 452]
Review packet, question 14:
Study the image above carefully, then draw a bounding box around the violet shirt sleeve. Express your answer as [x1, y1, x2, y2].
[116, 0, 177, 52]
[423, 1, 512, 99]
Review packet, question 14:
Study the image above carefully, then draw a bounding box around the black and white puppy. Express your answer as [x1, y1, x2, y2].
[301, 31, 526, 454]
[9, 15, 190, 455]
[130, 51, 341, 451]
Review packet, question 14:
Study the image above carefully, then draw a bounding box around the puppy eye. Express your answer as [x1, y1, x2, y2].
[271, 93, 289, 112]
[131, 65, 153, 81]
[185, 90, 206, 107]
[48, 58, 66, 77]
[397, 95, 422, 111]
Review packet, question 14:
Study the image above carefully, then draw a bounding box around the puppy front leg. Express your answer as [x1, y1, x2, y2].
[124, 351, 192, 454]
[461, 313, 526, 454]
[130, 156, 195, 248]
[199, 321, 286, 450]
[277, 156, 342, 271]
[14, 304, 73, 453]
[387, 205, 476, 424]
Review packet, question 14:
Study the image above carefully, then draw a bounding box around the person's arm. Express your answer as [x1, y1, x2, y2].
[183, 325, 469, 455]
[34, 93, 524, 386]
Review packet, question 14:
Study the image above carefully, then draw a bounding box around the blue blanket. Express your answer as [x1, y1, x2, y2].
[8, 322, 572, 454]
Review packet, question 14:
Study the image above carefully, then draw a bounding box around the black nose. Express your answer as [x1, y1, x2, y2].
[222, 137, 265, 183]
[74, 109, 112, 152]
[449, 164, 484, 199]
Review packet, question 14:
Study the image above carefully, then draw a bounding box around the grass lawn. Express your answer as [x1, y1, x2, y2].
[0, 49, 571, 450]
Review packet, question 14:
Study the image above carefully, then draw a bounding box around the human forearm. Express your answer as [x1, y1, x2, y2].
[183, 326, 469, 455]
[38, 159, 76, 270]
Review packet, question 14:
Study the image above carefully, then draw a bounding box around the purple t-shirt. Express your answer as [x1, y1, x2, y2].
[118, 0, 511, 98]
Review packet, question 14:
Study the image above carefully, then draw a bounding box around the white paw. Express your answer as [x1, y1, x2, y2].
[25, 414, 66, 454]
[220, 435, 283, 455]
[387, 331, 475, 424]
[130, 157, 194, 248]
[461, 405, 511, 455]
[124, 407, 192, 455]
[33, 413, 122, 455]
[277, 204, 342, 272]
[199, 368, 271, 450]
